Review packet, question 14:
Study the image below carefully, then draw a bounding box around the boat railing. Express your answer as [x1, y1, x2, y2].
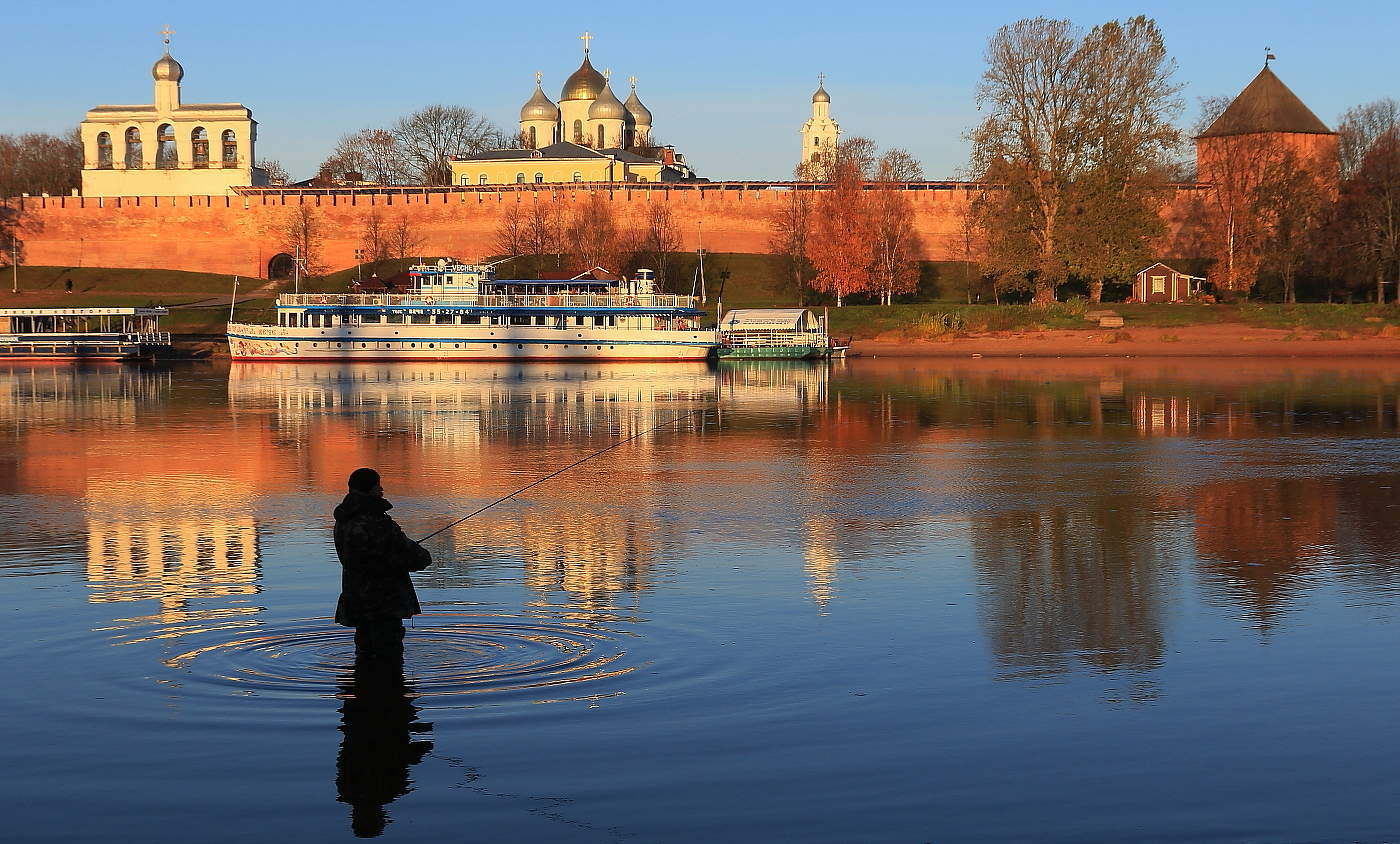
[279, 292, 699, 309]
[135, 332, 172, 345]
[720, 329, 828, 348]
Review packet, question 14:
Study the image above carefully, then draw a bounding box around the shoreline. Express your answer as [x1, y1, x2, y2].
[849, 323, 1400, 358]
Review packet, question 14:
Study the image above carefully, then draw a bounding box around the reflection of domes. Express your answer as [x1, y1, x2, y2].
[520, 83, 559, 122]
[624, 87, 652, 126]
[152, 52, 184, 82]
[812, 84, 830, 104]
[561, 56, 606, 101]
[589, 82, 627, 120]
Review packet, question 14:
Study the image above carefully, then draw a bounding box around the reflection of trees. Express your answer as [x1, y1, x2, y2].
[1194, 477, 1338, 630]
[971, 501, 1170, 679]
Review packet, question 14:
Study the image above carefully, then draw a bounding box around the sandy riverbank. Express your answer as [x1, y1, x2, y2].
[851, 323, 1400, 357]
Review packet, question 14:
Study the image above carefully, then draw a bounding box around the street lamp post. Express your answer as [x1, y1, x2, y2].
[10, 240, 17, 294]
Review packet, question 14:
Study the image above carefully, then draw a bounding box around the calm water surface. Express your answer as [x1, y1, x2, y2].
[2, 358, 1398, 842]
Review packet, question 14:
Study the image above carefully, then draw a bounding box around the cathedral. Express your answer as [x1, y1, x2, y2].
[800, 75, 841, 169]
[449, 34, 698, 186]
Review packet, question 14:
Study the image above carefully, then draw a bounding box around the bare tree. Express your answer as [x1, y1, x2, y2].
[1254, 149, 1329, 303]
[257, 158, 289, 185]
[386, 214, 424, 267]
[969, 16, 1182, 301]
[1335, 101, 1400, 303]
[633, 202, 681, 290]
[870, 151, 924, 304]
[282, 205, 325, 276]
[564, 192, 622, 273]
[0, 130, 83, 198]
[394, 105, 503, 185]
[768, 188, 816, 304]
[360, 211, 391, 264]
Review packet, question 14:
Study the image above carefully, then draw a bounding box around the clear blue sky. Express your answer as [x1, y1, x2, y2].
[3, 0, 1394, 181]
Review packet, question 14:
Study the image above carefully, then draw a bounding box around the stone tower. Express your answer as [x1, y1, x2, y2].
[1195, 63, 1339, 187]
[800, 75, 841, 171]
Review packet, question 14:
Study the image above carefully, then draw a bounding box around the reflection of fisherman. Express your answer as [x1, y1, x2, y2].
[335, 652, 433, 837]
[334, 468, 432, 659]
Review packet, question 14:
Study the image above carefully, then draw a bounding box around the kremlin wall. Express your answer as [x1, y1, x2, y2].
[6, 183, 1209, 280]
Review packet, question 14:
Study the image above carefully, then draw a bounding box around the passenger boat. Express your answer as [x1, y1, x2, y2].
[0, 307, 171, 360]
[226, 262, 716, 361]
[714, 308, 843, 360]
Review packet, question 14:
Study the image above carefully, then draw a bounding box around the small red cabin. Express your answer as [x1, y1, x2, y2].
[1133, 263, 1203, 303]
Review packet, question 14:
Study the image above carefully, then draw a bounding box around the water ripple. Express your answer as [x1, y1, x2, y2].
[163, 613, 637, 705]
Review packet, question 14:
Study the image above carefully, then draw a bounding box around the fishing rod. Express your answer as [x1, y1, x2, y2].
[416, 408, 707, 543]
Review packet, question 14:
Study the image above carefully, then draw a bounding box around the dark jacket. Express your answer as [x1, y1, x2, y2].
[333, 491, 432, 627]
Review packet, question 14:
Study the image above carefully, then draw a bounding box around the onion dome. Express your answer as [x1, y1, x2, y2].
[520, 80, 559, 122]
[624, 83, 652, 126]
[152, 52, 184, 82]
[561, 55, 606, 101]
[588, 81, 627, 120]
[812, 83, 830, 104]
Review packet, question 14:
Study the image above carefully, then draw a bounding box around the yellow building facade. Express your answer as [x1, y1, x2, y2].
[80, 35, 266, 197]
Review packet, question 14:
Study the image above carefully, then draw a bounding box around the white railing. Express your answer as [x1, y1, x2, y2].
[720, 330, 829, 348]
[278, 292, 700, 310]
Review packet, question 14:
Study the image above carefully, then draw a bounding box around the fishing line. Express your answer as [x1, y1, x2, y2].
[416, 408, 707, 543]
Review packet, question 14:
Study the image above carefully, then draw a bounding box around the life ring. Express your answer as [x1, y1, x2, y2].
[423, 296, 435, 306]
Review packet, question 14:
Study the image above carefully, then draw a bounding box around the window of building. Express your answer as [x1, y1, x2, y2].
[596, 124, 606, 147]
[573, 120, 583, 144]
[572, 172, 582, 183]
[156, 124, 177, 169]
[221, 130, 237, 165]
[96, 132, 113, 169]
[515, 172, 525, 184]
[534, 172, 544, 183]
[479, 174, 488, 184]
[528, 126, 537, 148]
[191, 127, 209, 168]
[460, 174, 470, 185]
[124, 127, 143, 169]
[1151, 275, 1166, 295]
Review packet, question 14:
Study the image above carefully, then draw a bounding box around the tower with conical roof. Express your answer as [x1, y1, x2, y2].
[800, 75, 841, 171]
[1195, 61, 1339, 187]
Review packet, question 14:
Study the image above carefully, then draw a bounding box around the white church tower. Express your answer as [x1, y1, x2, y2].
[800, 75, 841, 172]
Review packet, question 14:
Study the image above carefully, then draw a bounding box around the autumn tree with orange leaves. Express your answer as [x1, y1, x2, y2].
[809, 153, 876, 306]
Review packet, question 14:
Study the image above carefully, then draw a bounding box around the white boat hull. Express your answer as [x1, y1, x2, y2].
[227, 324, 716, 361]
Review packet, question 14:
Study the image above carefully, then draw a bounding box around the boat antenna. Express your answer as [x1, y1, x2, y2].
[416, 408, 707, 543]
[484, 254, 524, 269]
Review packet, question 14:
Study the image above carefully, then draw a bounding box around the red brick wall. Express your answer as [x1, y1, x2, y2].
[5, 184, 1207, 278]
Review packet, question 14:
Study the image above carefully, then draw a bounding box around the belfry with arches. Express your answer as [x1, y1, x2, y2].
[79, 27, 267, 197]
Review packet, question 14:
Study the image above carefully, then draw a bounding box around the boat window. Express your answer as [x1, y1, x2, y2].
[434, 314, 454, 325]
[509, 315, 532, 326]
[535, 316, 546, 326]
[575, 316, 584, 326]
[593, 316, 606, 326]
[385, 313, 404, 324]
[462, 315, 482, 325]
[410, 314, 430, 325]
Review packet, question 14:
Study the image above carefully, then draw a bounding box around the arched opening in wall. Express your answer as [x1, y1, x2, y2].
[479, 174, 488, 184]
[528, 126, 537, 148]
[192, 127, 209, 168]
[156, 124, 177, 168]
[124, 127, 143, 169]
[624, 128, 633, 148]
[573, 120, 582, 144]
[96, 132, 113, 169]
[515, 172, 526, 184]
[573, 172, 582, 183]
[268, 253, 295, 279]
[596, 124, 605, 148]
[534, 172, 544, 184]
[221, 130, 237, 167]
[460, 174, 470, 185]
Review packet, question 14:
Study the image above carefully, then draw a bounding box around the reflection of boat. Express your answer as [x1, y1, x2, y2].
[714, 309, 843, 359]
[0, 307, 171, 360]
[227, 262, 716, 361]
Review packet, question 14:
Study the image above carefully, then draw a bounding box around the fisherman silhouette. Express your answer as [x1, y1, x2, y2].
[333, 468, 431, 661]
[335, 651, 433, 837]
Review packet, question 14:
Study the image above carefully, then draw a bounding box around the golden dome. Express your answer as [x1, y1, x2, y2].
[624, 84, 652, 127]
[588, 81, 627, 120]
[561, 55, 606, 101]
[152, 52, 184, 83]
[521, 82, 559, 122]
[812, 84, 830, 104]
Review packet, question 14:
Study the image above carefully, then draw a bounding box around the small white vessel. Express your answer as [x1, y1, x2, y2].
[0, 306, 171, 360]
[227, 261, 716, 361]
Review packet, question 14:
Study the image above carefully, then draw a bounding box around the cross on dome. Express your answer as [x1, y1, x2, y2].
[580, 31, 593, 54]
[629, 75, 637, 90]
[160, 24, 175, 51]
[604, 68, 612, 81]
[535, 70, 543, 85]
[818, 72, 825, 86]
